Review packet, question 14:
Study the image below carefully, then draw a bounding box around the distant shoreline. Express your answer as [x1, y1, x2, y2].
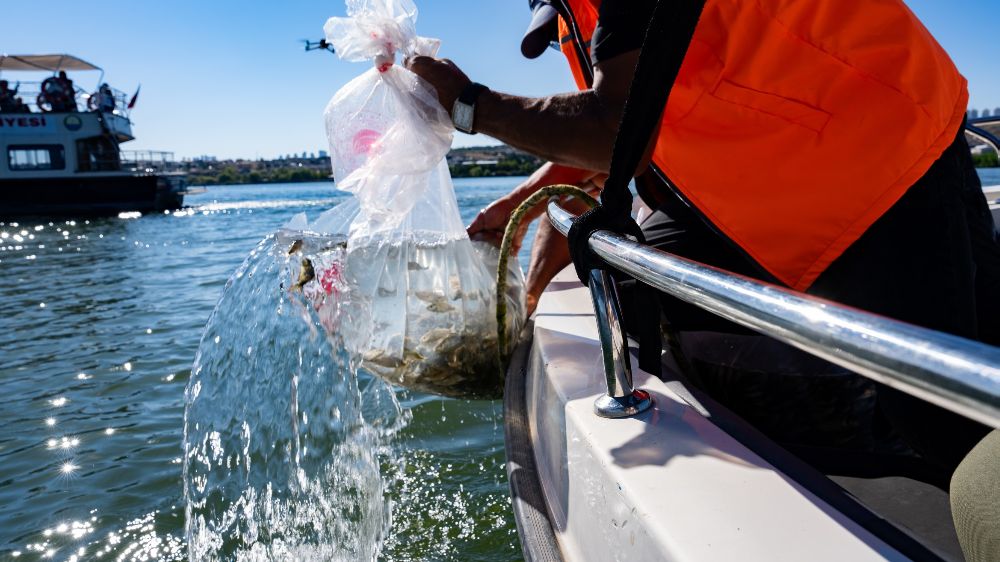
[181, 144, 544, 186]
[973, 152, 998, 168]
[184, 145, 997, 187]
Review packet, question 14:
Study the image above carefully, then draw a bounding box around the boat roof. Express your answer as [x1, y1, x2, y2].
[0, 54, 101, 72]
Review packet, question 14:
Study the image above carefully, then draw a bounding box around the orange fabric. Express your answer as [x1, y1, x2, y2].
[557, 4, 598, 90]
[558, 0, 968, 290]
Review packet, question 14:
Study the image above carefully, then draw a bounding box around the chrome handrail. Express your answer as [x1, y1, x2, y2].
[547, 201, 1000, 428]
[966, 117, 1000, 155]
[587, 268, 653, 418]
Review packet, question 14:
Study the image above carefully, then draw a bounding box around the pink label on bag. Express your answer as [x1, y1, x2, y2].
[319, 262, 341, 295]
[352, 129, 380, 155]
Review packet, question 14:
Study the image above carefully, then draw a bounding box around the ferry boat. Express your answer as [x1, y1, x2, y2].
[504, 121, 1000, 561]
[0, 54, 188, 216]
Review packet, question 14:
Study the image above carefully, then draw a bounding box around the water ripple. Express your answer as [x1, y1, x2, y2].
[0, 181, 529, 561]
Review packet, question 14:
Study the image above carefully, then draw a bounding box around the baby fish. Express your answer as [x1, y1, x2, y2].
[412, 291, 456, 313]
[363, 349, 404, 369]
[294, 258, 315, 292]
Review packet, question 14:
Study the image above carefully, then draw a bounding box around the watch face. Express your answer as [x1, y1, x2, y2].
[453, 102, 474, 133]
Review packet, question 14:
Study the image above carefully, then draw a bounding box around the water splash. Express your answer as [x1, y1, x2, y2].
[183, 234, 405, 561]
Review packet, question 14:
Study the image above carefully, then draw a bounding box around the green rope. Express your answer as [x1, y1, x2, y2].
[492, 185, 702, 391]
[495, 184, 598, 371]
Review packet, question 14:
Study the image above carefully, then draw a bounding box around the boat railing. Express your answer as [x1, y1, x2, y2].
[0, 80, 131, 117]
[546, 201, 1000, 428]
[120, 150, 180, 173]
[967, 116, 1000, 158]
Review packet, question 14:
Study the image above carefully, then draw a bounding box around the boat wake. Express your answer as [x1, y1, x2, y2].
[191, 198, 345, 214]
[182, 234, 406, 561]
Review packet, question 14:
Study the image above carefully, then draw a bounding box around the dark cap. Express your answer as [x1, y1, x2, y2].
[521, 0, 559, 59]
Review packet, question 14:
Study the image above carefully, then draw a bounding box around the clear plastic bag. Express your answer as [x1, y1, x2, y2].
[287, 0, 526, 398]
[323, 0, 454, 232]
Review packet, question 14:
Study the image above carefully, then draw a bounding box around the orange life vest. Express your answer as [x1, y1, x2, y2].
[557, 0, 968, 290]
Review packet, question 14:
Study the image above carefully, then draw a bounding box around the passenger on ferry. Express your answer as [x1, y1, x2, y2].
[96, 83, 116, 113]
[0, 80, 18, 112]
[60, 71, 78, 111]
[47, 70, 77, 112]
[407, 0, 999, 545]
[11, 97, 31, 114]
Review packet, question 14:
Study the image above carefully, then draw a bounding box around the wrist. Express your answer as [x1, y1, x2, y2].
[451, 82, 489, 134]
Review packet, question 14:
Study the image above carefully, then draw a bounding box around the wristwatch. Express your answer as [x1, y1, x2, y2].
[452, 82, 489, 134]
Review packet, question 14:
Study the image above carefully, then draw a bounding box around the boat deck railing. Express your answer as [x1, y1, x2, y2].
[0, 80, 131, 117]
[546, 201, 1000, 428]
[120, 150, 179, 171]
[967, 116, 1000, 156]
[75, 150, 180, 175]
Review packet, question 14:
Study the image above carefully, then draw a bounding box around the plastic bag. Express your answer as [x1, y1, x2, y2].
[288, 0, 526, 398]
[323, 0, 454, 231]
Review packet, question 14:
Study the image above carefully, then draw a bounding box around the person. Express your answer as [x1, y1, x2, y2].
[406, 0, 998, 479]
[96, 83, 116, 113]
[950, 429, 1000, 562]
[12, 97, 31, 114]
[0, 80, 18, 112]
[52, 70, 77, 112]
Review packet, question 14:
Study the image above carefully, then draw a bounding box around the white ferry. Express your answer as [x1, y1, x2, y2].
[0, 54, 188, 216]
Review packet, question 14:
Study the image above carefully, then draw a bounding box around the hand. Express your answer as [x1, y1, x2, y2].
[405, 55, 472, 112]
[468, 196, 522, 250]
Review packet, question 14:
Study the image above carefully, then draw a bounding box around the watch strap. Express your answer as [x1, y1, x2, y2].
[453, 82, 489, 134]
[458, 82, 489, 106]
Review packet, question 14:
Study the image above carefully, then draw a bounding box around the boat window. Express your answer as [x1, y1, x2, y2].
[7, 145, 66, 171]
[76, 137, 120, 172]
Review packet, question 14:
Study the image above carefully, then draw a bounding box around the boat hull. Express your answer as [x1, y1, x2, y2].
[0, 174, 185, 216]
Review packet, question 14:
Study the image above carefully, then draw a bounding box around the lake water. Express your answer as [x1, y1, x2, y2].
[0, 177, 530, 562]
[1, 170, 999, 561]
[981, 167, 1000, 186]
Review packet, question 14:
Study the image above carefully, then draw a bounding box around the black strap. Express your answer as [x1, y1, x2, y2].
[603, 0, 705, 215]
[567, 0, 706, 376]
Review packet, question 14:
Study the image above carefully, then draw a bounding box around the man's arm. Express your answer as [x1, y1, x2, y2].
[406, 50, 640, 172]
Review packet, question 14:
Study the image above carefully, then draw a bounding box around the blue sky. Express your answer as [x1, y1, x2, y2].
[1, 0, 997, 160]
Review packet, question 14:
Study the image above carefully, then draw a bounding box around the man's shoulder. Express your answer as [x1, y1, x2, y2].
[592, 0, 656, 64]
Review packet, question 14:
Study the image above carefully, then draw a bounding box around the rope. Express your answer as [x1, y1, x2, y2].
[495, 184, 598, 370]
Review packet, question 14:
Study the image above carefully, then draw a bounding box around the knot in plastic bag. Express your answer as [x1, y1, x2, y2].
[324, 0, 440, 66]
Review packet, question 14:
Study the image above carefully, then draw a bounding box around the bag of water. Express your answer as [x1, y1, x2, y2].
[290, 0, 527, 399]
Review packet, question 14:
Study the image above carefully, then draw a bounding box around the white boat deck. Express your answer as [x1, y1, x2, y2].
[525, 269, 920, 561]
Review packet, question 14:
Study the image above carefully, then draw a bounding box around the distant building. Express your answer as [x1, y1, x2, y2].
[970, 109, 980, 119]
[982, 109, 992, 118]
[319, 150, 329, 158]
